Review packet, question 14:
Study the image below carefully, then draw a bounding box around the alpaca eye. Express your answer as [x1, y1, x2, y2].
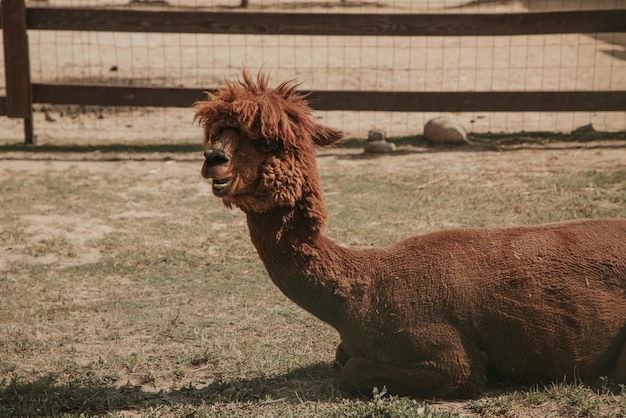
[219, 127, 239, 137]
[255, 139, 274, 152]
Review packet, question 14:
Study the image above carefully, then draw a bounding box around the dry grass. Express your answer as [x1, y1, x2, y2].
[1, 136, 626, 417]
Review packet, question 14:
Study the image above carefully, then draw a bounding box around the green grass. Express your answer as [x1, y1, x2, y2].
[1, 138, 625, 417]
[466, 381, 626, 418]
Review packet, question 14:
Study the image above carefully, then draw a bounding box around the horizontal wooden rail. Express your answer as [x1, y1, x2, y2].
[306, 90, 626, 112]
[15, 8, 626, 36]
[32, 84, 626, 112]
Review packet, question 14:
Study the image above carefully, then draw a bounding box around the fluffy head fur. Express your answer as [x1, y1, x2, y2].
[194, 71, 340, 149]
[194, 70, 342, 234]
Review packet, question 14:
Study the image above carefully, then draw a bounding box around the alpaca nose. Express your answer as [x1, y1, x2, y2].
[204, 149, 230, 167]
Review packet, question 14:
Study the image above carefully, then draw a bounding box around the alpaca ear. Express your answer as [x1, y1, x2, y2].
[311, 125, 343, 147]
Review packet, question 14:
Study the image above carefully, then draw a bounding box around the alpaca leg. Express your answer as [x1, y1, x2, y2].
[335, 342, 350, 368]
[614, 341, 626, 383]
[340, 355, 485, 398]
[341, 356, 448, 397]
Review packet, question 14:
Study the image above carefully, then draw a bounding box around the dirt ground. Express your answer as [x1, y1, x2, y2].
[2, 137, 626, 271]
[1, 137, 626, 417]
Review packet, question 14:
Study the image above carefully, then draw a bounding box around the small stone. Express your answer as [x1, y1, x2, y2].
[364, 140, 396, 153]
[367, 129, 386, 142]
[423, 117, 468, 144]
[44, 110, 56, 122]
[573, 124, 595, 134]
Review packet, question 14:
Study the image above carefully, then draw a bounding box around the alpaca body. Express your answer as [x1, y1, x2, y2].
[249, 206, 626, 397]
[194, 71, 626, 398]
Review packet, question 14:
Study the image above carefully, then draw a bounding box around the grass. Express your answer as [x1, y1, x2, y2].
[466, 381, 626, 418]
[1, 137, 626, 417]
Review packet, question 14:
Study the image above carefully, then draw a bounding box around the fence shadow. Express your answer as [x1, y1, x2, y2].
[0, 142, 203, 155]
[1, 133, 625, 163]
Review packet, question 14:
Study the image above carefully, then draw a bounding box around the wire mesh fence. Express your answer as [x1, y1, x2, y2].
[1, 0, 625, 143]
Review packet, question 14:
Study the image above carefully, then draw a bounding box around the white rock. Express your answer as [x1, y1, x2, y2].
[423, 117, 468, 144]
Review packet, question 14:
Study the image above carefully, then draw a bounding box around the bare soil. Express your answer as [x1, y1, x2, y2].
[1, 135, 626, 417]
[3, 137, 626, 275]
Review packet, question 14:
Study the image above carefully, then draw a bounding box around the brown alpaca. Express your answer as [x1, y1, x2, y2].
[194, 71, 626, 398]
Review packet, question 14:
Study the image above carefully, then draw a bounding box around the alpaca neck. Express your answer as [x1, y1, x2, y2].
[246, 206, 360, 327]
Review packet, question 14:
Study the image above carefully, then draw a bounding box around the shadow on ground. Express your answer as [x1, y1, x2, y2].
[0, 142, 204, 155]
[0, 362, 341, 417]
[2, 131, 625, 160]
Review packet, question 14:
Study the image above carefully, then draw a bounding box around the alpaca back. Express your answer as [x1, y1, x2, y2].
[363, 218, 626, 382]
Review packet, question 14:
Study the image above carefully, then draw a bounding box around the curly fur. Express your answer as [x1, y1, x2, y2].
[194, 71, 337, 234]
[195, 71, 626, 399]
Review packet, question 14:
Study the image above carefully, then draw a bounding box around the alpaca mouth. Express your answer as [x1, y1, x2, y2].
[212, 178, 230, 196]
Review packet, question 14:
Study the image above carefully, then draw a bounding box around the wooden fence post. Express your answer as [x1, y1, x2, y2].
[2, 0, 34, 144]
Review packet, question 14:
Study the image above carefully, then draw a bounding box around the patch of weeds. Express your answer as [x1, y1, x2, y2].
[582, 170, 626, 217]
[467, 381, 626, 418]
[161, 385, 461, 418]
[540, 382, 614, 417]
[23, 236, 75, 259]
[532, 169, 626, 221]
[132, 403, 218, 418]
[5, 262, 53, 281]
[0, 335, 45, 357]
[187, 348, 218, 368]
[59, 360, 121, 388]
[0, 360, 17, 374]
[584, 169, 626, 186]
[330, 387, 460, 418]
[466, 392, 518, 417]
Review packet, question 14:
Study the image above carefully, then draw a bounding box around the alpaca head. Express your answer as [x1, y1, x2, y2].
[194, 71, 343, 225]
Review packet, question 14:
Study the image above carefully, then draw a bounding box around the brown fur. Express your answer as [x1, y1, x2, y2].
[194, 71, 626, 399]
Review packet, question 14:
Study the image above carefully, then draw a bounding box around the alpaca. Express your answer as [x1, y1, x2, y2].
[194, 71, 626, 398]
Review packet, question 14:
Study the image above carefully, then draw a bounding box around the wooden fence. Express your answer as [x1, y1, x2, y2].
[2, 1, 626, 144]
